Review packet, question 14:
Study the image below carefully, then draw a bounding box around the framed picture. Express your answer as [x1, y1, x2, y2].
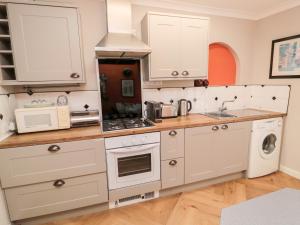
[122, 80, 134, 97]
[270, 34, 300, 79]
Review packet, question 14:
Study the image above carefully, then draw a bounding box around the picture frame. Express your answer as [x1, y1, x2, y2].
[121, 79, 134, 97]
[270, 34, 300, 79]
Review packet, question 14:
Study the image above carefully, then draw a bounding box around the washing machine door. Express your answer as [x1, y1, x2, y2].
[259, 133, 278, 159]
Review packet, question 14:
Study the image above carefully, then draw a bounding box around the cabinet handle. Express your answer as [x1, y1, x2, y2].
[171, 71, 179, 76]
[221, 125, 229, 130]
[169, 130, 177, 136]
[169, 160, 177, 166]
[53, 179, 65, 188]
[212, 126, 219, 131]
[182, 71, 189, 76]
[70, 73, 80, 79]
[48, 145, 61, 152]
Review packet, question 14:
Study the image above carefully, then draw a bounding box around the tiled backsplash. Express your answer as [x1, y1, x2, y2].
[14, 91, 100, 111]
[0, 85, 290, 140]
[0, 90, 100, 140]
[0, 94, 16, 141]
[142, 85, 290, 114]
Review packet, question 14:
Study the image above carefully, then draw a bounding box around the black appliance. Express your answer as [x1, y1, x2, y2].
[144, 101, 162, 123]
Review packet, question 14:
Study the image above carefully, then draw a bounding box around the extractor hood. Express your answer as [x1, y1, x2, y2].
[95, 0, 151, 58]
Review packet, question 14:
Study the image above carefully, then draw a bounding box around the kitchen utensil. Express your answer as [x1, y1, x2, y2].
[178, 99, 192, 116]
[71, 110, 100, 127]
[144, 101, 162, 123]
[161, 103, 177, 118]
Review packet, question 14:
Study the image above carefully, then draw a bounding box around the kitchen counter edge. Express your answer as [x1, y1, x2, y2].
[0, 109, 286, 149]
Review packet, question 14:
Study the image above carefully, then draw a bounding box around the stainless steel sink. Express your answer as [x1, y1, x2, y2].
[204, 112, 237, 119]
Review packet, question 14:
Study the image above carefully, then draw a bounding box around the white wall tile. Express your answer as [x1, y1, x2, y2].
[15, 91, 100, 112]
[142, 85, 290, 114]
[0, 94, 16, 140]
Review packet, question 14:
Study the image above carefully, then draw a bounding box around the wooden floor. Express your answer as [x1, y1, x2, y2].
[43, 172, 300, 225]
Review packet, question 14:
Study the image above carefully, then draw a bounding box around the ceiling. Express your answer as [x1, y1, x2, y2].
[133, 0, 300, 20]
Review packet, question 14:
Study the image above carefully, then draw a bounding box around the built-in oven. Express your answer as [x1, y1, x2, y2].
[105, 132, 160, 190]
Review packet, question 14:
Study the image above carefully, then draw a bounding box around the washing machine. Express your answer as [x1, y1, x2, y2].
[247, 117, 283, 178]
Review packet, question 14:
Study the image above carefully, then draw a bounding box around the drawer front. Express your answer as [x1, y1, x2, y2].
[161, 129, 184, 160]
[0, 139, 106, 188]
[161, 158, 184, 189]
[5, 173, 108, 221]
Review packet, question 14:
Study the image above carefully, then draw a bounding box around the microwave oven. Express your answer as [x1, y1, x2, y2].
[15, 106, 71, 133]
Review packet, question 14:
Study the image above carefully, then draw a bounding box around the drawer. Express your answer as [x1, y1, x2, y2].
[0, 139, 106, 188]
[5, 173, 108, 221]
[161, 158, 184, 189]
[161, 129, 184, 160]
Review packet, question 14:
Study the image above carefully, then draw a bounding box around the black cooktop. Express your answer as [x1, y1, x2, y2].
[102, 118, 153, 132]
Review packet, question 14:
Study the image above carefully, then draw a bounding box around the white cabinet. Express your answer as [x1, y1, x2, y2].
[142, 12, 209, 80]
[185, 122, 251, 184]
[0, 138, 108, 221]
[161, 129, 185, 189]
[181, 18, 209, 78]
[161, 158, 184, 189]
[5, 3, 84, 84]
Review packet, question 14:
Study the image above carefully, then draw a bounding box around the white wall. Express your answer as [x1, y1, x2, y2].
[249, 6, 300, 178]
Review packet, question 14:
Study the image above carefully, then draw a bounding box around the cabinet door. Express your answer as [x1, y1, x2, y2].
[180, 18, 209, 78]
[7, 3, 84, 82]
[161, 158, 184, 189]
[161, 129, 184, 160]
[215, 122, 251, 176]
[185, 126, 218, 184]
[149, 15, 181, 79]
[5, 173, 108, 221]
[0, 139, 106, 188]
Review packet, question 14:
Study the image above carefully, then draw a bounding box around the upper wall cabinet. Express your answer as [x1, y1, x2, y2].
[142, 12, 209, 81]
[0, 3, 85, 85]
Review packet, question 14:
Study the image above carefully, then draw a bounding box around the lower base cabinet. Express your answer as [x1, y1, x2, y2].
[185, 122, 251, 184]
[161, 158, 184, 189]
[5, 173, 108, 221]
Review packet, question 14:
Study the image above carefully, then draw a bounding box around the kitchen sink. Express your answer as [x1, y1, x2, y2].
[204, 112, 237, 119]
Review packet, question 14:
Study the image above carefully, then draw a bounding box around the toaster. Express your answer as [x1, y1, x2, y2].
[161, 104, 178, 118]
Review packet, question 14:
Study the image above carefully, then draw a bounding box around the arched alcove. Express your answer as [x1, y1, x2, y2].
[208, 43, 238, 86]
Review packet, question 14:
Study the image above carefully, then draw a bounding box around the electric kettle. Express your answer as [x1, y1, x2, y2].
[178, 99, 192, 116]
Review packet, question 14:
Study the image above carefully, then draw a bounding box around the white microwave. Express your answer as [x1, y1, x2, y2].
[15, 106, 71, 133]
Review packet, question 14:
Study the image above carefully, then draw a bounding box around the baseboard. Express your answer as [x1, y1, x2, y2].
[280, 165, 300, 180]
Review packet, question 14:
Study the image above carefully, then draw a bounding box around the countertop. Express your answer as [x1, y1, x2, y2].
[0, 109, 286, 149]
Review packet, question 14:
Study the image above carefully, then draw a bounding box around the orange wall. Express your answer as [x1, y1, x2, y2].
[208, 43, 236, 86]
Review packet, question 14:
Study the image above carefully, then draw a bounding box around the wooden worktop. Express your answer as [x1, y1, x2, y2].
[0, 109, 286, 149]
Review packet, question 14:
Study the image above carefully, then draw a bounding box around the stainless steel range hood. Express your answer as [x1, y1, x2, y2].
[95, 0, 151, 58]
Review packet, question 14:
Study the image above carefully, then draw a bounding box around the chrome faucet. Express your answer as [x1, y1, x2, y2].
[219, 99, 236, 112]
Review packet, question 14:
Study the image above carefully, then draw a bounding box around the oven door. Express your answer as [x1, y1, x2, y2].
[106, 143, 160, 190]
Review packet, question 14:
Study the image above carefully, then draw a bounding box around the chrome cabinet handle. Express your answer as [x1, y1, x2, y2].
[53, 179, 65, 187]
[212, 126, 219, 131]
[221, 124, 229, 130]
[70, 73, 80, 78]
[182, 71, 189, 76]
[48, 145, 61, 152]
[171, 71, 179, 76]
[169, 160, 177, 166]
[169, 130, 177, 136]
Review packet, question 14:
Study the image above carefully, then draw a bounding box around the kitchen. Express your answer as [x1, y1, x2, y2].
[0, 0, 299, 225]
